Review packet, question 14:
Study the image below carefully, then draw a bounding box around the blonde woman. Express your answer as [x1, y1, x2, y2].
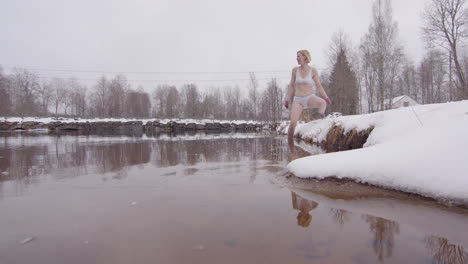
[284, 50, 331, 139]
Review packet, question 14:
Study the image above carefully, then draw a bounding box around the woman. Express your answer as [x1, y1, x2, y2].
[284, 50, 331, 139]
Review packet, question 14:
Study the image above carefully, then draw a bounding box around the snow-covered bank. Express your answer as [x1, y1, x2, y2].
[2, 117, 265, 126]
[0, 117, 273, 132]
[286, 100, 468, 205]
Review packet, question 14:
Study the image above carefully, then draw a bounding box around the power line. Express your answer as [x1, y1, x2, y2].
[37, 76, 290, 83]
[3, 65, 290, 75]
[3, 64, 295, 84]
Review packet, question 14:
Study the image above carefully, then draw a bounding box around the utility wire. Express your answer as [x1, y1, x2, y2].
[3, 65, 290, 75]
[37, 76, 290, 83]
[3, 64, 297, 83]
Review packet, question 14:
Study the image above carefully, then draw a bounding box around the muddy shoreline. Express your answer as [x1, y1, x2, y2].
[281, 120, 468, 210]
[283, 173, 468, 210]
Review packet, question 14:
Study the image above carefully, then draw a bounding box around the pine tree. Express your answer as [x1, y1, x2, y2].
[328, 49, 359, 115]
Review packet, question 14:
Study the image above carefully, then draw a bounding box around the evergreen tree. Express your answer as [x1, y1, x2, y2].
[328, 49, 359, 115]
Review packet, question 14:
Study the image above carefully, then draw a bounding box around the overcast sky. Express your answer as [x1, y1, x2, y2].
[1, 0, 428, 91]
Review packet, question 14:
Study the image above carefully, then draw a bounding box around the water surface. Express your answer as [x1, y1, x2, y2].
[0, 131, 467, 264]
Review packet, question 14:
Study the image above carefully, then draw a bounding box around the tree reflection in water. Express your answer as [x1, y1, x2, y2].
[0, 133, 291, 197]
[329, 208, 351, 227]
[425, 236, 468, 264]
[363, 215, 400, 261]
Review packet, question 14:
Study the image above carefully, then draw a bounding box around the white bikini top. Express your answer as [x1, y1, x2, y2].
[295, 67, 314, 85]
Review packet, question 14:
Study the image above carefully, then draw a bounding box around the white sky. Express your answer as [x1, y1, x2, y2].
[0, 0, 428, 91]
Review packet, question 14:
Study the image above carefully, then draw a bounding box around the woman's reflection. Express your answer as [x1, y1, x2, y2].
[291, 191, 319, 228]
[288, 138, 299, 162]
[288, 138, 308, 162]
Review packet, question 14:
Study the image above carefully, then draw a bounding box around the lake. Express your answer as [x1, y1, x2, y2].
[0, 131, 467, 264]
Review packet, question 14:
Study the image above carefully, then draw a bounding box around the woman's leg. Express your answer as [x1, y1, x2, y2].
[288, 101, 303, 140]
[307, 95, 327, 117]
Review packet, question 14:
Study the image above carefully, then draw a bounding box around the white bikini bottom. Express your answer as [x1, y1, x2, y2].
[293, 94, 314, 108]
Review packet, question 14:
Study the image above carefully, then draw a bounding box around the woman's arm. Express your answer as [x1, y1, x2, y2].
[285, 68, 296, 108]
[312, 68, 331, 104]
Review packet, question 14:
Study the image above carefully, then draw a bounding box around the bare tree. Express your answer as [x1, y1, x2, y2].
[69, 80, 87, 117]
[108, 75, 128, 117]
[166, 86, 180, 118]
[418, 49, 448, 104]
[51, 78, 68, 117]
[152, 85, 169, 118]
[248, 72, 259, 119]
[210, 87, 223, 119]
[360, 0, 403, 112]
[125, 86, 151, 118]
[239, 97, 252, 120]
[398, 57, 419, 101]
[12, 68, 40, 117]
[422, 0, 468, 99]
[182, 83, 200, 119]
[37, 81, 54, 116]
[232, 86, 241, 119]
[92, 76, 109, 117]
[260, 78, 283, 122]
[200, 91, 215, 119]
[0, 67, 12, 118]
[360, 42, 377, 112]
[223, 86, 236, 120]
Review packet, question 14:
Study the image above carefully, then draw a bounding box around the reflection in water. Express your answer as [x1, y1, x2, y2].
[0, 133, 288, 197]
[249, 139, 258, 183]
[425, 236, 468, 264]
[291, 191, 319, 228]
[152, 136, 285, 168]
[287, 137, 324, 162]
[288, 138, 301, 162]
[364, 215, 400, 261]
[1, 132, 468, 263]
[329, 208, 352, 227]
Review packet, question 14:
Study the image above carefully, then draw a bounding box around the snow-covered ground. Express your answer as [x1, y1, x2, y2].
[285, 100, 468, 204]
[2, 117, 265, 126]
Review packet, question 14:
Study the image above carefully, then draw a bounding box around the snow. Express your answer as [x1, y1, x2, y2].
[384, 95, 406, 106]
[286, 100, 468, 204]
[2, 117, 266, 126]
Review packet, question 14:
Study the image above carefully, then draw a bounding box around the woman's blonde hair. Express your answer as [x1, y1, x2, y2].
[297, 50, 311, 63]
[297, 212, 312, 228]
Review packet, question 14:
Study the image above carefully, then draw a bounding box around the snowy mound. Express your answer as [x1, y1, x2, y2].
[287, 100, 468, 204]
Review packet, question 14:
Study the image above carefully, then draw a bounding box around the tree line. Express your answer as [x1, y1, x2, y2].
[1, 0, 468, 120]
[0, 67, 284, 121]
[324, 0, 468, 115]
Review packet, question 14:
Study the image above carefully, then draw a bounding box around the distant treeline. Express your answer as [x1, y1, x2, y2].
[0, 69, 284, 122]
[1, 0, 468, 120]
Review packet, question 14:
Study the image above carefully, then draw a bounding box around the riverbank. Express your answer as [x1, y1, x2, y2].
[282, 100, 468, 207]
[0, 117, 275, 133]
